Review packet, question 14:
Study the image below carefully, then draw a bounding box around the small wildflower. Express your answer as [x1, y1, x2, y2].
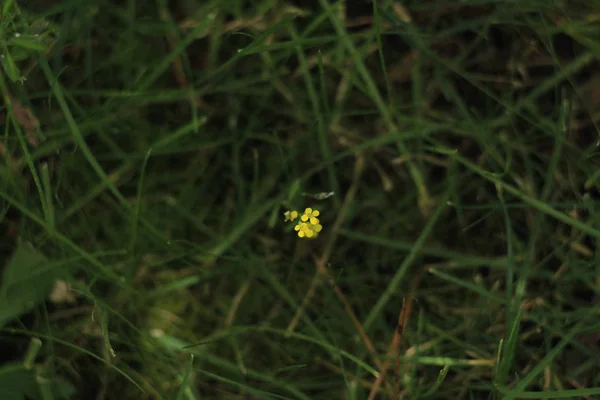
[285, 207, 323, 239]
[294, 222, 314, 238]
[284, 210, 299, 222]
[293, 221, 322, 238]
[301, 208, 320, 225]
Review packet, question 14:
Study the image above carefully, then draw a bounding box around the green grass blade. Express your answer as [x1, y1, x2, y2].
[363, 190, 451, 331]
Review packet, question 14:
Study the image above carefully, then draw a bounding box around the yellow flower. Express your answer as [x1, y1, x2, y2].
[294, 222, 313, 238]
[294, 221, 322, 239]
[300, 208, 320, 225]
[286, 207, 323, 239]
[284, 210, 299, 222]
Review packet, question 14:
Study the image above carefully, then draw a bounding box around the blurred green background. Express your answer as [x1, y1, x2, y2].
[2, 0, 600, 399]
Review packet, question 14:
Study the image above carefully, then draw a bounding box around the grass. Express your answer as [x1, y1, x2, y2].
[1, 0, 600, 399]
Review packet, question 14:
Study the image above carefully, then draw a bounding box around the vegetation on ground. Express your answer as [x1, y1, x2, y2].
[2, 0, 600, 398]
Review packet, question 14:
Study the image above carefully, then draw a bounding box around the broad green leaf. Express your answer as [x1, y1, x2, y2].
[39, 374, 76, 400]
[51, 377, 76, 399]
[2, 0, 14, 16]
[0, 363, 41, 400]
[0, 245, 60, 328]
[0, 51, 21, 82]
[10, 36, 47, 52]
[0, 363, 74, 400]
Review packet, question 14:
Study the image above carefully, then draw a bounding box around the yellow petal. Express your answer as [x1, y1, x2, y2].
[298, 230, 305, 238]
[294, 224, 301, 231]
[312, 210, 320, 217]
[304, 208, 312, 214]
[314, 224, 322, 232]
[301, 214, 308, 222]
[305, 229, 314, 238]
[291, 211, 298, 220]
[310, 217, 319, 225]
